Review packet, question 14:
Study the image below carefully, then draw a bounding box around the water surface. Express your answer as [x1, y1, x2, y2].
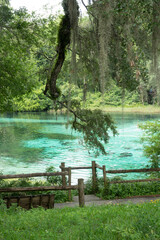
[0, 112, 159, 182]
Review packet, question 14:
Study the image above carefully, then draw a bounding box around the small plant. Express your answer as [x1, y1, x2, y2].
[101, 181, 110, 197]
[84, 176, 160, 200]
[100, 180, 160, 199]
[45, 166, 62, 185]
[139, 120, 160, 169]
[84, 178, 93, 194]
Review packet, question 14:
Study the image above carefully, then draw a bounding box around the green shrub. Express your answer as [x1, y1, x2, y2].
[139, 120, 160, 168]
[45, 166, 62, 185]
[84, 176, 160, 199]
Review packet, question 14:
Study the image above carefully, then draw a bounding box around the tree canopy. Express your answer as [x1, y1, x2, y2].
[1, 0, 160, 155]
[43, 0, 160, 154]
[0, 2, 39, 110]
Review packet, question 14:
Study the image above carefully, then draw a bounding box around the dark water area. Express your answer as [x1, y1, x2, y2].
[0, 112, 160, 182]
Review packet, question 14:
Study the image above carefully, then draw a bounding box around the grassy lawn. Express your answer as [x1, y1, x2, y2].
[0, 199, 159, 240]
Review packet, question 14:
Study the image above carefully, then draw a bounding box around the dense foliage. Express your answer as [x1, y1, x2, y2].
[139, 121, 160, 168]
[84, 177, 160, 199]
[1, 0, 160, 153]
[0, 4, 46, 110]
[0, 1, 59, 112]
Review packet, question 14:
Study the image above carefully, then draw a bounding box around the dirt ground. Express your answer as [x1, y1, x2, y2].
[54, 194, 160, 208]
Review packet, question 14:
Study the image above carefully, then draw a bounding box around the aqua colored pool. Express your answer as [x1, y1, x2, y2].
[0, 112, 159, 182]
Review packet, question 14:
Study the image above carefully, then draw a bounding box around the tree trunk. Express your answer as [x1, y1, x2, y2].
[152, 1, 160, 105]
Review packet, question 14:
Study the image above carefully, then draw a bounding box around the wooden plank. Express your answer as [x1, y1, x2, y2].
[78, 179, 85, 207]
[0, 185, 78, 193]
[69, 167, 92, 170]
[92, 161, 97, 193]
[61, 162, 66, 187]
[103, 165, 107, 186]
[96, 164, 103, 170]
[29, 196, 33, 209]
[106, 168, 160, 174]
[61, 167, 92, 170]
[7, 198, 11, 208]
[3, 194, 55, 210]
[39, 195, 42, 206]
[0, 171, 68, 179]
[48, 195, 54, 209]
[17, 196, 20, 207]
[68, 167, 72, 201]
[110, 178, 160, 184]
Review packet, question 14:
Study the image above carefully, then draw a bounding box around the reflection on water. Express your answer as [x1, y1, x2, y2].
[0, 112, 160, 182]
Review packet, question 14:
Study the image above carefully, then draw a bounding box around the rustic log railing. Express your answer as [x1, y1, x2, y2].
[1, 161, 159, 209]
[60, 161, 160, 196]
[95, 163, 160, 184]
[0, 171, 85, 209]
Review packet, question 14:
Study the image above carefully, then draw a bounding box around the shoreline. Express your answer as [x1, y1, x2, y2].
[45, 105, 160, 115]
[93, 105, 160, 114]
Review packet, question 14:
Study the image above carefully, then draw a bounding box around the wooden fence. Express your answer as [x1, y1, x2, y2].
[0, 171, 85, 209]
[60, 161, 160, 195]
[0, 161, 159, 209]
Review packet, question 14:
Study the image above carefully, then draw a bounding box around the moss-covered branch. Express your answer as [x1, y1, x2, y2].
[44, 14, 71, 99]
[44, 0, 117, 155]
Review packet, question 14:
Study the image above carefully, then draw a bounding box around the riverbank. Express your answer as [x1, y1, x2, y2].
[98, 105, 160, 114]
[49, 105, 160, 115]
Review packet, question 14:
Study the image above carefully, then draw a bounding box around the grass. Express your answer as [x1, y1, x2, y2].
[0, 199, 159, 240]
[99, 105, 160, 114]
[49, 103, 160, 114]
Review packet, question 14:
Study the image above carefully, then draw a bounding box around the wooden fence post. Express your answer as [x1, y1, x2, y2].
[29, 196, 33, 209]
[68, 167, 72, 201]
[92, 161, 97, 193]
[78, 178, 85, 207]
[103, 165, 107, 186]
[7, 197, 11, 209]
[60, 162, 66, 187]
[48, 195, 54, 209]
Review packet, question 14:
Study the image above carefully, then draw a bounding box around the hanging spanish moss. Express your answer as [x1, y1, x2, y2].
[68, 0, 79, 84]
[121, 10, 132, 108]
[44, 12, 71, 99]
[44, 0, 79, 100]
[67, 0, 79, 113]
[94, 0, 113, 94]
[152, 0, 160, 105]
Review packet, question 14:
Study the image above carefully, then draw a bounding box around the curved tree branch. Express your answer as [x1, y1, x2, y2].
[43, 0, 117, 155]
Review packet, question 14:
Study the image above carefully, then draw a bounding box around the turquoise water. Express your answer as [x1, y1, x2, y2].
[0, 112, 160, 182]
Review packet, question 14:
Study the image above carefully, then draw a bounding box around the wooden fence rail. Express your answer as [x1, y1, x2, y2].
[0, 171, 68, 179]
[61, 161, 160, 195]
[0, 185, 78, 193]
[63, 167, 92, 170]
[1, 161, 159, 209]
[0, 171, 85, 209]
[109, 178, 160, 184]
